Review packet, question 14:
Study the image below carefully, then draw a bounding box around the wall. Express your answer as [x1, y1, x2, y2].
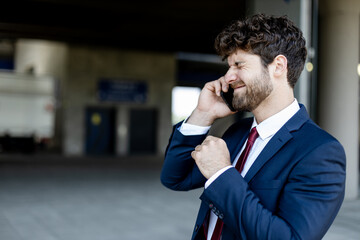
[63, 45, 175, 156]
[14, 40, 175, 157]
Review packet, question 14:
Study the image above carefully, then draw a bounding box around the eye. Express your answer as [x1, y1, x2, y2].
[234, 62, 245, 69]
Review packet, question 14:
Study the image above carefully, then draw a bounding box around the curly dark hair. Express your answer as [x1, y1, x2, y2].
[215, 14, 307, 88]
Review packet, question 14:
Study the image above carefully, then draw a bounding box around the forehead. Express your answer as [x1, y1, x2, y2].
[227, 49, 261, 65]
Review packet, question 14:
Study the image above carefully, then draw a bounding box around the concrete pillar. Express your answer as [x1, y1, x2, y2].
[318, 0, 360, 200]
[298, 0, 312, 112]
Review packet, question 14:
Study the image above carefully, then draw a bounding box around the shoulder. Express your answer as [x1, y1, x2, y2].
[285, 105, 343, 149]
[295, 118, 342, 147]
[288, 119, 346, 168]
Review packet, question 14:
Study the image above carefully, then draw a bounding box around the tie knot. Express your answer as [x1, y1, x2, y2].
[248, 127, 259, 144]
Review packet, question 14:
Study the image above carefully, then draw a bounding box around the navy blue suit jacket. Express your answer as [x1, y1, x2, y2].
[161, 105, 346, 239]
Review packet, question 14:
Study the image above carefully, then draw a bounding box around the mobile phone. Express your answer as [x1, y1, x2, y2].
[220, 87, 236, 112]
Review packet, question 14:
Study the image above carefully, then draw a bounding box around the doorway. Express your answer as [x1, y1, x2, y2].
[85, 107, 116, 155]
[129, 108, 158, 154]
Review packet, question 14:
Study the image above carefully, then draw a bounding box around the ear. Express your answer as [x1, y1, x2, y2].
[272, 55, 288, 77]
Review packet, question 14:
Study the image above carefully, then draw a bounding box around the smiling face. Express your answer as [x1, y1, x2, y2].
[224, 49, 274, 112]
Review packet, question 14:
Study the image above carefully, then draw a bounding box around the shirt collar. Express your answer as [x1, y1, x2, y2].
[251, 99, 300, 140]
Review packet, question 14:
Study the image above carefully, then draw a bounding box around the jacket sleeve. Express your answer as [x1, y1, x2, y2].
[160, 122, 208, 191]
[200, 140, 346, 239]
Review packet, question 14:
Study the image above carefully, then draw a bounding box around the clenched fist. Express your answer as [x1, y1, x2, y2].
[191, 136, 231, 179]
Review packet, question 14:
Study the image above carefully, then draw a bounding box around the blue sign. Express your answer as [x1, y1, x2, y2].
[98, 79, 147, 103]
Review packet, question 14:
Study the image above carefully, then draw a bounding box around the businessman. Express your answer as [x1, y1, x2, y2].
[161, 14, 346, 240]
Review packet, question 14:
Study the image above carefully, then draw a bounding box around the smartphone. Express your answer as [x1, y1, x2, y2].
[220, 87, 236, 112]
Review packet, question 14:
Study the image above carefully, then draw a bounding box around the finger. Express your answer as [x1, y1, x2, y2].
[219, 76, 229, 92]
[202, 137, 210, 145]
[213, 79, 222, 97]
[205, 135, 218, 142]
[191, 150, 199, 160]
[195, 145, 201, 151]
[202, 136, 214, 145]
[191, 150, 195, 159]
[205, 135, 216, 140]
[204, 81, 216, 92]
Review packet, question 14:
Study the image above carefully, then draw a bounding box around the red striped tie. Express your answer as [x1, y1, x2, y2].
[210, 127, 259, 240]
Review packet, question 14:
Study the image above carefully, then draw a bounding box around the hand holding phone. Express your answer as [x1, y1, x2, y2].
[220, 87, 236, 112]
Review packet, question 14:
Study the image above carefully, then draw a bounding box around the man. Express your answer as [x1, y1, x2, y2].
[161, 14, 346, 240]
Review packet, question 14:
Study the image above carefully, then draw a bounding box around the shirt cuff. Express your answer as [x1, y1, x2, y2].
[179, 117, 211, 136]
[205, 166, 233, 189]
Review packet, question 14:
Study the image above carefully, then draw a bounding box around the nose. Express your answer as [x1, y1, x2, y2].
[224, 67, 238, 84]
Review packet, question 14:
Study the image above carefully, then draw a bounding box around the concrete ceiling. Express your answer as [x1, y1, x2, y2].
[0, 0, 246, 53]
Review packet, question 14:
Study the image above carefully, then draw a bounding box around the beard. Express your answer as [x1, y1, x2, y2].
[232, 69, 273, 112]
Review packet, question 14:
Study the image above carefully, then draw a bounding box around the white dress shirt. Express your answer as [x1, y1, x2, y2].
[179, 99, 300, 239]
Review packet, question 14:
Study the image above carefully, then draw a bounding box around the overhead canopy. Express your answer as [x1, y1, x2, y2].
[0, 0, 246, 53]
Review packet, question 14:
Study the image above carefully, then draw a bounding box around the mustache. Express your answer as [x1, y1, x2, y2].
[230, 82, 246, 88]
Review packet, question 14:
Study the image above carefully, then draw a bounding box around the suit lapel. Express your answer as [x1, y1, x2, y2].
[244, 105, 310, 182]
[229, 134, 249, 163]
[225, 118, 253, 164]
[244, 127, 292, 182]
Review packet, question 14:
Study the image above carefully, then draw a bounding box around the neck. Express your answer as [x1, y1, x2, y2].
[252, 87, 295, 124]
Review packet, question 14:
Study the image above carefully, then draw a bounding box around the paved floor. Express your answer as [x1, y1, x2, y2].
[0, 157, 358, 240]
